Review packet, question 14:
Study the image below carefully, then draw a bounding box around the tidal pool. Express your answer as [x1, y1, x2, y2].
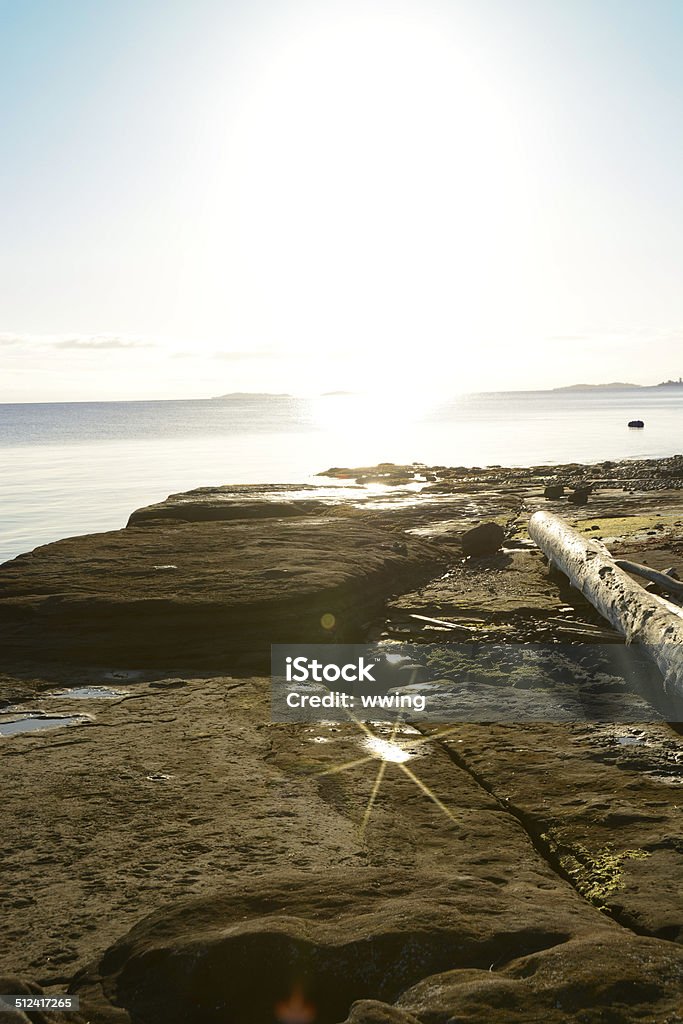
[48, 686, 125, 699]
[0, 713, 90, 737]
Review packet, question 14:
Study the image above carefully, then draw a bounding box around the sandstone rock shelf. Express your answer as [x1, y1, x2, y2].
[1, 457, 682, 1023]
[0, 517, 443, 670]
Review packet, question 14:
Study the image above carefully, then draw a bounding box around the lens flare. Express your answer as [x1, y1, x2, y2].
[275, 985, 316, 1024]
[314, 720, 461, 834]
[363, 735, 412, 763]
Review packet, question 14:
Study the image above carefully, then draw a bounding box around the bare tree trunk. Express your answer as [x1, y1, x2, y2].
[528, 510, 683, 714]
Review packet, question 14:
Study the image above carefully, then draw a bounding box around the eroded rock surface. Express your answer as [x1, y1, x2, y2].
[0, 517, 442, 669]
[2, 457, 683, 1022]
[0, 674, 681, 1022]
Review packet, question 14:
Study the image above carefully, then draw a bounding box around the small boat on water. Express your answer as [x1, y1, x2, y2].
[628, 419, 645, 428]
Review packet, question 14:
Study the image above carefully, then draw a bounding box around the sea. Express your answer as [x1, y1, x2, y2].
[1, 388, 682, 565]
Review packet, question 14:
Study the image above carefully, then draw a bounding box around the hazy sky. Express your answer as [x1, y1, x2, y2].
[2, 0, 683, 401]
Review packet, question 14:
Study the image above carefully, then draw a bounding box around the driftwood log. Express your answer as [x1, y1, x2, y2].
[528, 510, 683, 714]
[613, 558, 683, 598]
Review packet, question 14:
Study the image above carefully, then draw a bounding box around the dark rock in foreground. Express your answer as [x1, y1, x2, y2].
[461, 521, 505, 556]
[568, 487, 591, 506]
[72, 870, 683, 1024]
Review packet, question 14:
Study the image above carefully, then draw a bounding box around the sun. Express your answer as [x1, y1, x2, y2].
[199, 3, 529, 374]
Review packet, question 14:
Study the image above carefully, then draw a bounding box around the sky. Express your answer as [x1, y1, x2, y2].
[1, 0, 683, 402]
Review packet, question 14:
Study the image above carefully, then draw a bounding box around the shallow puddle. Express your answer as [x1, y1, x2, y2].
[0, 713, 90, 737]
[48, 686, 125, 699]
[616, 732, 647, 746]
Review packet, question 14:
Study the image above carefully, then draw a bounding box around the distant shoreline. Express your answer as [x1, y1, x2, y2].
[2, 381, 683, 406]
[551, 380, 683, 393]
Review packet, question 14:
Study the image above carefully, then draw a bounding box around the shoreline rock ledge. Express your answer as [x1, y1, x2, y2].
[0, 486, 444, 670]
[1, 462, 683, 1024]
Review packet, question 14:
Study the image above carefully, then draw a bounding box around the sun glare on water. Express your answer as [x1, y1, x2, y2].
[312, 391, 408, 432]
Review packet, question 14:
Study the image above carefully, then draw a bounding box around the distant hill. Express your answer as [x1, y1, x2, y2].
[553, 379, 682, 392]
[211, 392, 292, 400]
[552, 382, 642, 392]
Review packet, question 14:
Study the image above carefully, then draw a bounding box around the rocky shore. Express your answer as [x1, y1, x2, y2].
[1, 456, 682, 1023]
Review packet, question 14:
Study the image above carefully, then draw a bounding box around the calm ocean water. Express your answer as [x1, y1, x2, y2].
[1, 389, 682, 564]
